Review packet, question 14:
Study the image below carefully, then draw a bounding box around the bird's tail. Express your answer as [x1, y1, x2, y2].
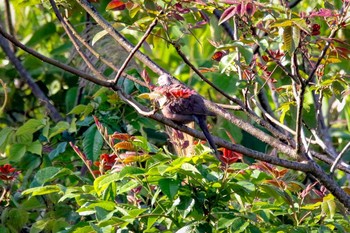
[194, 115, 221, 160]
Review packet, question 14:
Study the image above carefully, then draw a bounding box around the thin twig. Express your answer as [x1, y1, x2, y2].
[292, 52, 305, 155]
[64, 19, 147, 87]
[172, 42, 244, 107]
[50, 0, 107, 81]
[0, 79, 8, 113]
[330, 142, 350, 175]
[265, 49, 299, 83]
[4, 0, 15, 52]
[76, 0, 166, 76]
[172, 42, 293, 143]
[113, 15, 160, 85]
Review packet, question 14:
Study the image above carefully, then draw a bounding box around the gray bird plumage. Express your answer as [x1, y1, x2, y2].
[154, 75, 219, 158]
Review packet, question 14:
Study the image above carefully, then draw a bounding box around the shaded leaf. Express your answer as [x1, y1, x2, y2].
[158, 178, 180, 199]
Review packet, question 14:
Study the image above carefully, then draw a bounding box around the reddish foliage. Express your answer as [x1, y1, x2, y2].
[111, 132, 132, 141]
[0, 164, 19, 181]
[251, 161, 288, 179]
[106, 0, 126, 11]
[311, 24, 321, 36]
[219, 1, 257, 24]
[309, 8, 337, 18]
[219, 148, 243, 165]
[212, 50, 228, 61]
[174, 3, 190, 14]
[94, 153, 118, 171]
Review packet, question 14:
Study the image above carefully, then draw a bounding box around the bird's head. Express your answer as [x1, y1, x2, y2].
[157, 74, 173, 86]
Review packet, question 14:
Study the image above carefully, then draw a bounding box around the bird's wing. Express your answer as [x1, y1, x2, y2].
[168, 95, 214, 116]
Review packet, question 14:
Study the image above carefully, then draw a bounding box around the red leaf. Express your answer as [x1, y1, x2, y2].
[245, 2, 256, 16]
[174, 3, 190, 14]
[212, 51, 228, 61]
[309, 8, 336, 18]
[106, 0, 126, 11]
[218, 5, 236, 25]
[219, 148, 242, 165]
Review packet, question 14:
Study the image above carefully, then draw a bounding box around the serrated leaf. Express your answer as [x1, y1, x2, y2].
[158, 178, 180, 199]
[16, 119, 45, 136]
[83, 125, 103, 161]
[282, 26, 293, 54]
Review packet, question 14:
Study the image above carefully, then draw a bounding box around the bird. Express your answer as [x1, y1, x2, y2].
[151, 75, 219, 158]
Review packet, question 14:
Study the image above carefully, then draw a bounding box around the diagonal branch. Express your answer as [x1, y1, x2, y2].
[0, 25, 112, 88]
[112, 15, 160, 85]
[50, 0, 107, 81]
[76, 0, 166, 76]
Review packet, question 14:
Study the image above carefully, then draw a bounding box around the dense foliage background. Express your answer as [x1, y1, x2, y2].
[0, 0, 350, 232]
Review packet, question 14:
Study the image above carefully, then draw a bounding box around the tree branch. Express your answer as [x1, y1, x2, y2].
[0, 25, 112, 88]
[0, 34, 63, 122]
[112, 14, 160, 85]
[76, 0, 166, 76]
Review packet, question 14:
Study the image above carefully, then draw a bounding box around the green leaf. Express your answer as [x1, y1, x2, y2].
[77, 201, 116, 215]
[27, 140, 42, 156]
[9, 144, 26, 162]
[119, 166, 145, 179]
[22, 185, 61, 196]
[68, 104, 89, 115]
[95, 206, 114, 222]
[5, 209, 29, 232]
[230, 163, 249, 170]
[177, 196, 196, 218]
[282, 26, 300, 54]
[83, 124, 103, 161]
[94, 173, 120, 195]
[321, 194, 336, 219]
[29, 219, 48, 233]
[48, 121, 70, 139]
[181, 163, 200, 174]
[48, 142, 67, 160]
[30, 167, 72, 187]
[26, 22, 56, 47]
[118, 180, 139, 194]
[282, 26, 293, 54]
[158, 178, 180, 200]
[0, 127, 13, 148]
[92, 30, 109, 46]
[16, 119, 45, 136]
[218, 217, 238, 229]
